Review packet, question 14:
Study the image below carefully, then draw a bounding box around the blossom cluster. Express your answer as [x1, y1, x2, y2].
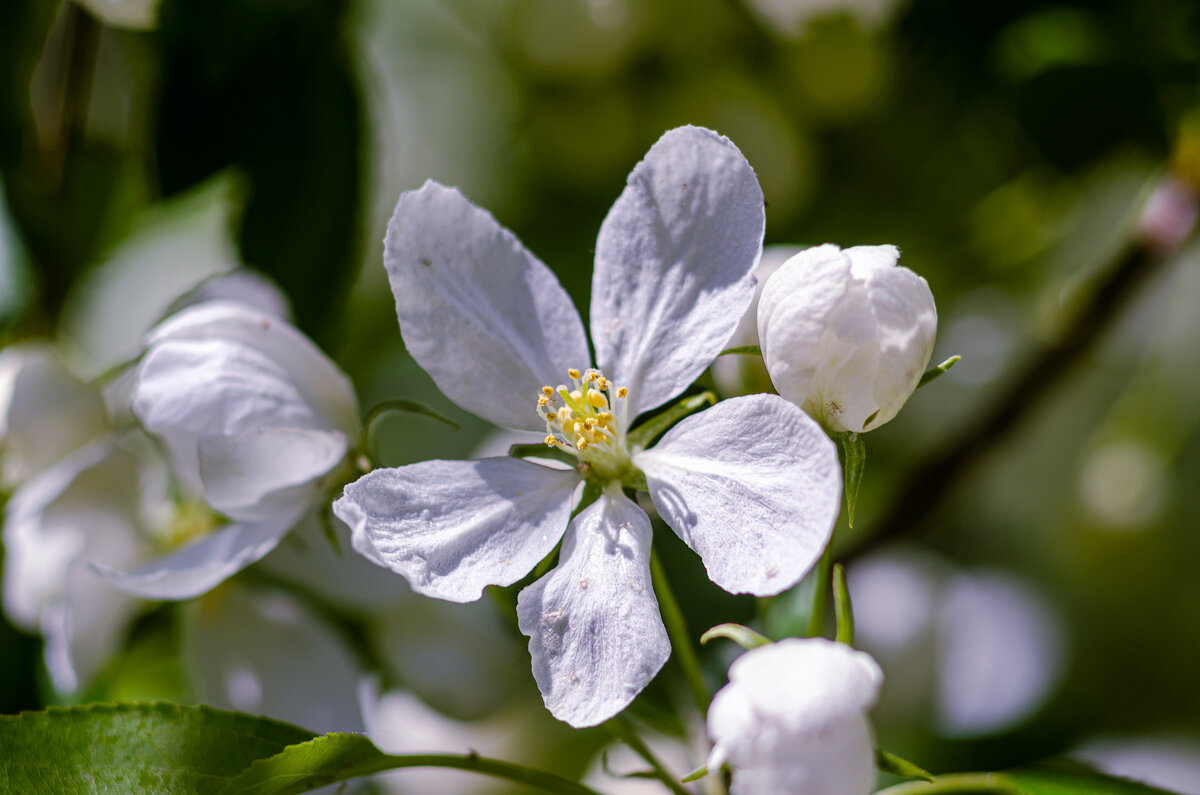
[1, 125, 941, 792]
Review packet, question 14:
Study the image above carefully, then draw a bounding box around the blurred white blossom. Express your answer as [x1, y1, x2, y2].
[758, 243, 936, 433]
[707, 638, 883, 795]
[335, 126, 842, 727]
[94, 301, 361, 601]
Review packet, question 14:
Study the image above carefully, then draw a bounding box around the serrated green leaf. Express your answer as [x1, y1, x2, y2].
[699, 622, 771, 650]
[0, 702, 314, 794]
[917, 355, 961, 388]
[219, 731, 605, 795]
[626, 391, 716, 449]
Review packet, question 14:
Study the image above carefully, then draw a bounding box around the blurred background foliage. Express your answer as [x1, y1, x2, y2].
[3, 0, 1200, 791]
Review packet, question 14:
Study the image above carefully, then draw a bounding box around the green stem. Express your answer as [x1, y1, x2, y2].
[650, 548, 710, 714]
[806, 539, 835, 638]
[606, 717, 692, 795]
[285, 752, 608, 795]
[875, 773, 1020, 794]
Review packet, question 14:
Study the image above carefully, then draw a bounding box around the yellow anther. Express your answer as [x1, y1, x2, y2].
[586, 391, 608, 409]
[544, 412, 556, 421]
[577, 438, 590, 451]
[617, 387, 628, 398]
[596, 412, 614, 426]
[568, 368, 581, 380]
[538, 395, 549, 406]
[584, 417, 596, 429]
[542, 385, 554, 397]
[544, 434, 557, 447]
[598, 377, 608, 391]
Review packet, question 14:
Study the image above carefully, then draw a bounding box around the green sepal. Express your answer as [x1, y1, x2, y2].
[508, 442, 578, 468]
[875, 749, 934, 782]
[717, 345, 762, 357]
[699, 622, 771, 650]
[917, 355, 961, 388]
[833, 563, 855, 646]
[626, 391, 717, 449]
[364, 399, 460, 437]
[836, 432, 867, 528]
[681, 765, 709, 783]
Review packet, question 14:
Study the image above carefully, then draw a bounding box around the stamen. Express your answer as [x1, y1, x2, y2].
[538, 395, 550, 406]
[542, 385, 555, 397]
[567, 368, 581, 380]
[586, 391, 608, 409]
[617, 387, 628, 398]
[544, 434, 558, 447]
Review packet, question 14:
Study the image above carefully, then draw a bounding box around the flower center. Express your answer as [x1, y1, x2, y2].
[536, 368, 633, 480]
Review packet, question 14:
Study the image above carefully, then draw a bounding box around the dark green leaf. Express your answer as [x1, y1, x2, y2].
[0, 702, 313, 794]
[508, 442, 578, 468]
[1006, 761, 1181, 795]
[219, 731, 605, 795]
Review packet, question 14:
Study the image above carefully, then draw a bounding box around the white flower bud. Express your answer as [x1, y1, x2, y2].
[707, 638, 884, 795]
[757, 244, 936, 433]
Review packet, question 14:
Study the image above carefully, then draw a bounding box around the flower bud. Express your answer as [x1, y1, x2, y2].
[707, 638, 883, 795]
[757, 244, 936, 433]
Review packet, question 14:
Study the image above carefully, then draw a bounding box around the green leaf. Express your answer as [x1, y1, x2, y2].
[219, 731, 606, 795]
[699, 622, 771, 650]
[0, 702, 314, 794]
[833, 563, 855, 646]
[876, 762, 1183, 795]
[1006, 761, 1181, 795]
[717, 345, 762, 356]
[875, 749, 934, 782]
[917, 355, 961, 388]
[681, 765, 709, 783]
[626, 391, 717, 449]
[837, 432, 867, 528]
[364, 399, 460, 464]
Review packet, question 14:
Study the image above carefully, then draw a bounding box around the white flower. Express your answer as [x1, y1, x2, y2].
[93, 300, 361, 600]
[334, 125, 842, 727]
[707, 638, 883, 795]
[0, 343, 109, 488]
[757, 244, 936, 434]
[2, 438, 151, 692]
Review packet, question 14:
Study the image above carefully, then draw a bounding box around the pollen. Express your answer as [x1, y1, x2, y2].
[532, 366, 632, 465]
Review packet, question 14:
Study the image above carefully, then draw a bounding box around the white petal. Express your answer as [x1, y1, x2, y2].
[198, 428, 347, 522]
[91, 514, 298, 600]
[137, 301, 358, 436]
[516, 487, 668, 727]
[187, 584, 365, 733]
[384, 181, 589, 430]
[334, 457, 580, 603]
[708, 638, 882, 795]
[0, 343, 108, 486]
[635, 394, 841, 596]
[591, 126, 764, 416]
[1, 440, 146, 692]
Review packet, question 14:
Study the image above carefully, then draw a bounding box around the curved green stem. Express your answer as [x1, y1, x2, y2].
[650, 548, 710, 714]
[875, 773, 1020, 794]
[606, 717, 692, 795]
